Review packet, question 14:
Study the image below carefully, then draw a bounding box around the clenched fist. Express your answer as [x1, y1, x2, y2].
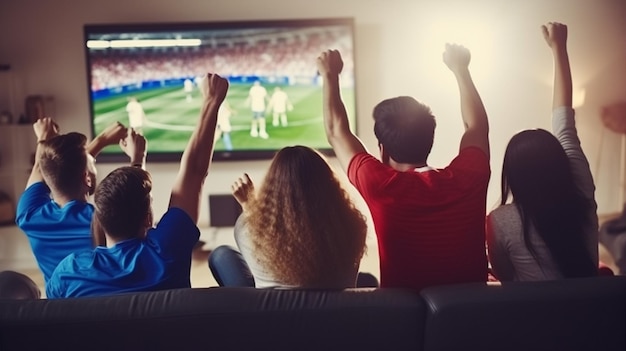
[199, 73, 229, 104]
[443, 43, 471, 73]
[542, 22, 567, 51]
[317, 50, 344, 76]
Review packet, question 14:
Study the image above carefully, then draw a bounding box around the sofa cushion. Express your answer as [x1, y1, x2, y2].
[0, 287, 425, 351]
[420, 276, 626, 351]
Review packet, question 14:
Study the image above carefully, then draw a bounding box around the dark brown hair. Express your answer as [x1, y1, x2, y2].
[0, 270, 40, 300]
[373, 96, 436, 164]
[94, 166, 152, 241]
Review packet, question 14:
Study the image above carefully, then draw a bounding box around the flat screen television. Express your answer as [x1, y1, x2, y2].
[84, 17, 357, 162]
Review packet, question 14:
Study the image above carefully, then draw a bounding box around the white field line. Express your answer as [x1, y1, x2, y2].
[145, 116, 323, 132]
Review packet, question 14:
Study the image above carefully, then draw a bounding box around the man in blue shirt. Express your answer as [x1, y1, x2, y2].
[46, 73, 229, 298]
[16, 119, 134, 284]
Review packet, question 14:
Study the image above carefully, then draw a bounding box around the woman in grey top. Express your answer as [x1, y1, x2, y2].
[486, 22, 598, 281]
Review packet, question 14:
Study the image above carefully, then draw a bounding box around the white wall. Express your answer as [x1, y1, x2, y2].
[1, 0, 625, 228]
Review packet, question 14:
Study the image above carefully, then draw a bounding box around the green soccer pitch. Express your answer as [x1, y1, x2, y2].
[92, 83, 356, 154]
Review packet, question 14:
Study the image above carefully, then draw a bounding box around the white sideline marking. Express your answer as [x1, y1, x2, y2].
[144, 120, 195, 131]
[143, 116, 323, 132]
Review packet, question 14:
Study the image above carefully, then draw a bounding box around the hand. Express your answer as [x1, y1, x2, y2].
[119, 128, 147, 164]
[200, 73, 229, 104]
[443, 43, 471, 73]
[33, 117, 59, 142]
[541, 22, 567, 50]
[231, 173, 255, 206]
[316, 50, 344, 76]
[96, 121, 127, 146]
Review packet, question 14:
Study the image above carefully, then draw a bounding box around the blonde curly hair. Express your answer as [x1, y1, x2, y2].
[245, 146, 367, 288]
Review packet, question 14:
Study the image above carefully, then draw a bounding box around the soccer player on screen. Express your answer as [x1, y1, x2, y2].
[126, 97, 147, 134]
[184, 78, 194, 102]
[246, 81, 269, 139]
[268, 86, 293, 127]
[217, 99, 235, 151]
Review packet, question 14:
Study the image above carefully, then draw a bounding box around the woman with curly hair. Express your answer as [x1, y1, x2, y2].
[210, 145, 368, 289]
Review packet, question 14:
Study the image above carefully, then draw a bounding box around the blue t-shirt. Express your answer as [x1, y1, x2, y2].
[46, 207, 200, 298]
[16, 182, 94, 284]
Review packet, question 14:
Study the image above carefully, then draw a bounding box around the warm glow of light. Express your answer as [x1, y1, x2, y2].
[573, 88, 586, 108]
[418, 13, 497, 85]
[86, 40, 110, 49]
[87, 39, 201, 49]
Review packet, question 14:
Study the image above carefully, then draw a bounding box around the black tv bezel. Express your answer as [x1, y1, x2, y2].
[83, 17, 357, 163]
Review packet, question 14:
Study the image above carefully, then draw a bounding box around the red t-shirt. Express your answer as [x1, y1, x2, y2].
[348, 147, 490, 291]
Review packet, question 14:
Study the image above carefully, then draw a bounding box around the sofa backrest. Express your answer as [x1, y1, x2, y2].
[420, 276, 626, 351]
[3, 277, 624, 351]
[0, 287, 425, 351]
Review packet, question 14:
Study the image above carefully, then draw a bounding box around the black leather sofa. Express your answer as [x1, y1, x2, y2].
[1, 276, 624, 351]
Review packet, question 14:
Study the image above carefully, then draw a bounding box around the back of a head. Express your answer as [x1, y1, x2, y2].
[260, 146, 340, 223]
[266, 146, 335, 198]
[503, 129, 572, 204]
[39, 132, 88, 197]
[373, 96, 436, 164]
[502, 129, 596, 278]
[250, 146, 367, 287]
[0, 270, 40, 300]
[94, 166, 152, 241]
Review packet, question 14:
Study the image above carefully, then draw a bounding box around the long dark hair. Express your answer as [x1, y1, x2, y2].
[501, 129, 596, 278]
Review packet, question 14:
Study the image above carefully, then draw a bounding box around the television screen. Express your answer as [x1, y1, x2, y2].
[84, 17, 357, 162]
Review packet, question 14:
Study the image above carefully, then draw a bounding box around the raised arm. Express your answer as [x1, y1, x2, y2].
[86, 122, 127, 158]
[169, 73, 228, 222]
[443, 44, 490, 159]
[26, 118, 59, 188]
[90, 130, 142, 247]
[545, 23, 595, 201]
[543, 22, 598, 263]
[119, 128, 147, 169]
[542, 23, 572, 109]
[316, 50, 366, 172]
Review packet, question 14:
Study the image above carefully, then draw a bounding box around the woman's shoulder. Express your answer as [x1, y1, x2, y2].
[489, 203, 519, 217]
[488, 204, 522, 228]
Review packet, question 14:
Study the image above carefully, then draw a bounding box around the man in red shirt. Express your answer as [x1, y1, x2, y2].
[316, 44, 490, 292]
